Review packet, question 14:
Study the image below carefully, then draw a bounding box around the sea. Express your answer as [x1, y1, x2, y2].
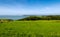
[0, 15, 29, 20]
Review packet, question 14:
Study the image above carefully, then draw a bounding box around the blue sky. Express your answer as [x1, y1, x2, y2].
[0, 0, 60, 15]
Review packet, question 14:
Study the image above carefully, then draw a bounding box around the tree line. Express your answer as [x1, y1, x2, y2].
[18, 15, 60, 21]
[0, 15, 60, 21]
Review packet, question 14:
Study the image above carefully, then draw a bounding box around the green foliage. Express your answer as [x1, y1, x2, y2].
[0, 19, 13, 23]
[17, 15, 60, 21]
[0, 19, 13, 21]
[17, 16, 41, 21]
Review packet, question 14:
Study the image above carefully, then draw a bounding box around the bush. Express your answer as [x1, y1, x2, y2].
[17, 15, 60, 21]
[17, 16, 41, 21]
[0, 19, 13, 23]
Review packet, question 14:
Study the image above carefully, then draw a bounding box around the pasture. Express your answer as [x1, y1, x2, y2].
[0, 20, 60, 37]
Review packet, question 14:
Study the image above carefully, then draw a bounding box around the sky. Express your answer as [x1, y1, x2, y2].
[0, 0, 60, 15]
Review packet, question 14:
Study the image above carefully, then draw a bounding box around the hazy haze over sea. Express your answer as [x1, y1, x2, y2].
[0, 15, 28, 20]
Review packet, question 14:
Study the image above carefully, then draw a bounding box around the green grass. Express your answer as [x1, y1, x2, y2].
[0, 20, 60, 37]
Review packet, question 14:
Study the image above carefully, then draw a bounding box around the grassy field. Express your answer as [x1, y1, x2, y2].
[0, 20, 60, 37]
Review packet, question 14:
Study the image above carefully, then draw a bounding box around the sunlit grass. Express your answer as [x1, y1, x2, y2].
[0, 20, 60, 37]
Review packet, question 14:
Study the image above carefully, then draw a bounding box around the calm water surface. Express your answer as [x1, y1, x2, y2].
[0, 15, 28, 20]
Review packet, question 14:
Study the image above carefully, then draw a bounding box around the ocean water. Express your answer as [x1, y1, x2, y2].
[0, 15, 28, 20]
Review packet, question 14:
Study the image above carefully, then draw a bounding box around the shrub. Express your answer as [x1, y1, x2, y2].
[17, 16, 41, 21]
[0, 19, 13, 23]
